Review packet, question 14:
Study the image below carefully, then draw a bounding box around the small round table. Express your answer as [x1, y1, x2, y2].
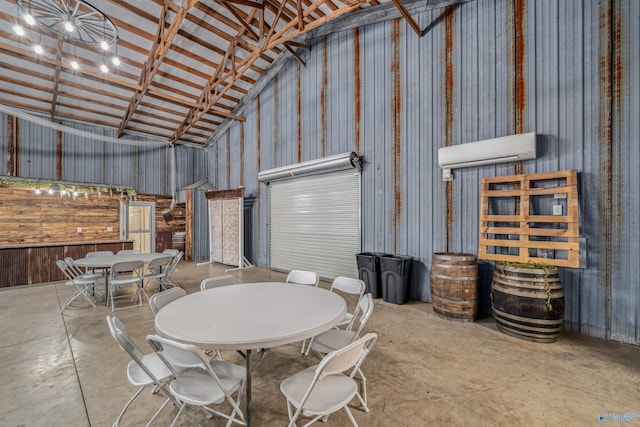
[74, 253, 168, 305]
[155, 282, 347, 427]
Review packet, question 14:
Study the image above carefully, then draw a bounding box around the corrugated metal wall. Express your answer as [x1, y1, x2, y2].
[0, 112, 203, 215]
[210, 0, 640, 345]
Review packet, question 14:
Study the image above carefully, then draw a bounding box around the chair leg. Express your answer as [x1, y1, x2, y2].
[113, 386, 145, 427]
[343, 405, 358, 427]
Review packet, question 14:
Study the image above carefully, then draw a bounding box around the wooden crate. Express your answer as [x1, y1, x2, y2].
[478, 169, 580, 268]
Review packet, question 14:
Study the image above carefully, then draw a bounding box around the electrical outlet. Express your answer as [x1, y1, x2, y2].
[107, 226, 113, 232]
[77, 227, 82, 233]
[553, 205, 563, 216]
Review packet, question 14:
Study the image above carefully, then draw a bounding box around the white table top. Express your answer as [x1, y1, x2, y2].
[74, 252, 168, 268]
[155, 282, 347, 351]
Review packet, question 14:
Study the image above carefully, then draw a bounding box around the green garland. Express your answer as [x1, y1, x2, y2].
[498, 261, 556, 310]
[0, 177, 137, 200]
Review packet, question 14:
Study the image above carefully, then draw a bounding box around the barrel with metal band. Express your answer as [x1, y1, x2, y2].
[491, 263, 564, 343]
[429, 252, 479, 321]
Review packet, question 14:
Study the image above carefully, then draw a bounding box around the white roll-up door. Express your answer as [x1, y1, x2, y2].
[269, 169, 360, 280]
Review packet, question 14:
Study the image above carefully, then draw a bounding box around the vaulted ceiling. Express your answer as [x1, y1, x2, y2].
[0, 0, 463, 147]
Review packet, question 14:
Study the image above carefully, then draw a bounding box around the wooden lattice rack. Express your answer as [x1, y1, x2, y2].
[478, 169, 580, 268]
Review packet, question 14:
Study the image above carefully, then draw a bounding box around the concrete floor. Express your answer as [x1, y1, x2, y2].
[1, 261, 639, 427]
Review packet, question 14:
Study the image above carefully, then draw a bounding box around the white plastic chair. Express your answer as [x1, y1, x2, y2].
[86, 250, 114, 257]
[308, 294, 375, 411]
[163, 250, 183, 288]
[148, 288, 211, 367]
[146, 334, 247, 427]
[117, 249, 141, 255]
[330, 276, 367, 329]
[56, 260, 97, 313]
[163, 249, 180, 257]
[109, 260, 145, 312]
[149, 287, 187, 316]
[144, 255, 173, 293]
[286, 270, 320, 353]
[64, 257, 103, 298]
[286, 270, 320, 287]
[200, 275, 237, 291]
[106, 315, 193, 427]
[280, 333, 378, 427]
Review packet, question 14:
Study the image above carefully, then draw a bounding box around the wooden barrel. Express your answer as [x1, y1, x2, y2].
[491, 263, 564, 343]
[430, 252, 479, 321]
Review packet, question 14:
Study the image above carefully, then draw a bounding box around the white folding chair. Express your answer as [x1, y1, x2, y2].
[149, 287, 187, 316]
[163, 249, 180, 257]
[148, 288, 212, 368]
[286, 270, 320, 353]
[200, 275, 238, 291]
[280, 333, 378, 427]
[86, 250, 114, 257]
[106, 315, 193, 427]
[117, 249, 141, 255]
[143, 255, 173, 293]
[286, 270, 320, 287]
[308, 294, 375, 411]
[56, 259, 97, 313]
[163, 251, 183, 288]
[64, 257, 103, 297]
[147, 334, 247, 427]
[330, 276, 367, 329]
[109, 260, 145, 312]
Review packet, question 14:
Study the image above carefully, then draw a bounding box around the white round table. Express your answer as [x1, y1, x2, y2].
[155, 282, 347, 426]
[74, 253, 169, 305]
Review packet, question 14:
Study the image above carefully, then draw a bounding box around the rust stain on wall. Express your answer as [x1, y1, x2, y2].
[443, 5, 456, 251]
[56, 128, 62, 180]
[391, 19, 402, 254]
[320, 35, 328, 158]
[256, 95, 261, 254]
[226, 132, 231, 186]
[354, 27, 362, 155]
[240, 122, 245, 187]
[597, 0, 613, 338]
[7, 115, 15, 176]
[513, 0, 526, 175]
[274, 75, 279, 166]
[297, 61, 302, 163]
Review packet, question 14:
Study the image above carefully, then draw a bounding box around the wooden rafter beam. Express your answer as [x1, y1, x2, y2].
[219, 0, 264, 8]
[296, 0, 305, 30]
[51, 36, 63, 121]
[221, 1, 261, 42]
[262, 0, 289, 51]
[117, 0, 200, 137]
[390, 0, 423, 37]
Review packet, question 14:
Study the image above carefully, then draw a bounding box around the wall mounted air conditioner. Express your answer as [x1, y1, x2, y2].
[438, 132, 537, 180]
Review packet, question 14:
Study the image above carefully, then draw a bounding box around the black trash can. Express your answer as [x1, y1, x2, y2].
[380, 254, 413, 304]
[356, 252, 388, 298]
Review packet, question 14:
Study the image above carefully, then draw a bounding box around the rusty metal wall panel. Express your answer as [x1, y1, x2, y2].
[0, 113, 6, 175]
[610, 0, 640, 344]
[213, 0, 638, 343]
[19, 118, 58, 180]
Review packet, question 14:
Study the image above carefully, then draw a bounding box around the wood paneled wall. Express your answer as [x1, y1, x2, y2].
[0, 185, 121, 245]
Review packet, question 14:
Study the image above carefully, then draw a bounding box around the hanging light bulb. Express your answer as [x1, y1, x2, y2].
[47, 188, 55, 195]
[33, 43, 43, 54]
[100, 40, 109, 50]
[111, 41, 120, 66]
[100, 63, 109, 73]
[34, 187, 42, 195]
[71, 60, 79, 70]
[60, 189, 67, 196]
[13, 24, 25, 36]
[24, 13, 35, 26]
[64, 20, 74, 33]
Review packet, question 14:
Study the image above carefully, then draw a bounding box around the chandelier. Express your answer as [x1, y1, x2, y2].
[13, 0, 120, 73]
